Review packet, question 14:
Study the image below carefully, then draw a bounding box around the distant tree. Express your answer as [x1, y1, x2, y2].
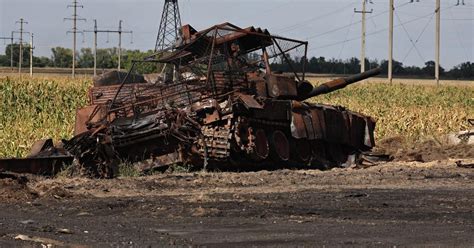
[33, 56, 52, 67]
[78, 48, 94, 68]
[96, 48, 118, 69]
[422, 60, 445, 76]
[0, 54, 9, 66]
[380, 59, 405, 74]
[51, 47, 73, 68]
[4, 43, 30, 67]
[446, 61, 473, 79]
[122, 49, 158, 74]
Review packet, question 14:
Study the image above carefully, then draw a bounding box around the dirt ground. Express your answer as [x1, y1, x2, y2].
[1, 149, 473, 247]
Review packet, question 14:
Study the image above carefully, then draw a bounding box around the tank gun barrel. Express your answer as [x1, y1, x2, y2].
[302, 67, 382, 100]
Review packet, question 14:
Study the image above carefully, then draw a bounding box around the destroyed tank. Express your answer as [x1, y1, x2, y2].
[64, 23, 381, 177]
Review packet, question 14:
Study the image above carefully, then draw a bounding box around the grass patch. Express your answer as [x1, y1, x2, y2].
[118, 161, 141, 178]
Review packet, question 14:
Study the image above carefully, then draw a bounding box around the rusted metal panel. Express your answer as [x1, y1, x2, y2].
[237, 94, 263, 109]
[291, 112, 307, 139]
[29, 139, 54, 158]
[322, 107, 346, 144]
[266, 74, 297, 98]
[348, 112, 367, 149]
[364, 117, 376, 148]
[254, 100, 291, 120]
[74, 105, 105, 135]
[302, 112, 316, 140]
[309, 108, 325, 140]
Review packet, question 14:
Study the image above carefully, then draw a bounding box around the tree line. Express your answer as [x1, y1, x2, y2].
[0, 45, 472, 79]
[0, 44, 156, 74]
[272, 56, 473, 79]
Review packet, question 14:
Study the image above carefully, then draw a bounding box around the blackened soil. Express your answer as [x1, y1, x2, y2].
[0, 159, 473, 247]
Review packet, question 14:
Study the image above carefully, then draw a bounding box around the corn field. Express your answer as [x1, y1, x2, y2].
[0, 76, 90, 158]
[0, 75, 472, 158]
[310, 79, 473, 141]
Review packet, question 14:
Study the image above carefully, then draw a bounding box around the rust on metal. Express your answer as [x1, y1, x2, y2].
[4, 22, 381, 178]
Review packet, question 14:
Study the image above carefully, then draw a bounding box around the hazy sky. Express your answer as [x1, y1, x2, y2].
[0, 0, 473, 69]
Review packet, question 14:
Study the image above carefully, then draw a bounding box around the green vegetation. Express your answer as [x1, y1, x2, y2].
[0, 45, 157, 74]
[272, 57, 474, 79]
[0, 76, 90, 157]
[118, 161, 141, 178]
[310, 81, 473, 141]
[0, 76, 472, 158]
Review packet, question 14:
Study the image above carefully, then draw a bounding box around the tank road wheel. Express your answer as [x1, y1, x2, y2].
[291, 139, 311, 164]
[248, 128, 269, 161]
[269, 130, 290, 162]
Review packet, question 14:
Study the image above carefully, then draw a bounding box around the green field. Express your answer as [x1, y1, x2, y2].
[0, 75, 472, 158]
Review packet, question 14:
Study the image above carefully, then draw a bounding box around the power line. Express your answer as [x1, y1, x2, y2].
[396, 10, 431, 64]
[337, 12, 356, 60]
[15, 18, 29, 76]
[29, 33, 34, 77]
[275, 1, 359, 34]
[336, 12, 356, 75]
[0, 32, 18, 71]
[308, 9, 438, 52]
[305, 1, 411, 41]
[84, 20, 133, 76]
[448, 6, 470, 62]
[64, 0, 86, 78]
[396, 10, 474, 20]
[354, 0, 374, 73]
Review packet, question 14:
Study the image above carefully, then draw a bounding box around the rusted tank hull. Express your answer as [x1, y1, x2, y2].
[63, 96, 375, 177]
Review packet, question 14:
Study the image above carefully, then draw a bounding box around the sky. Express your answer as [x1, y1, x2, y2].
[0, 0, 473, 69]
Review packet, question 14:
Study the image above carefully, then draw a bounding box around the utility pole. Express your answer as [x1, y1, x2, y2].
[0, 32, 15, 70]
[93, 20, 98, 77]
[84, 20, 132, 75]
[10, 32, 14, 70]
[16, 18, 28, 75]
[118, 20, 132, 71]
[65, 0, 86, 78]
[388, 0, 394, 83]
[355, 0, 373, 73]
[29, 33, 34, 77]
[435, 0, 440, 85]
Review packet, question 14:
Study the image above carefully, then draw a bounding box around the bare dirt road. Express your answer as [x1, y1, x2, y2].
[1, 157, 473, 247]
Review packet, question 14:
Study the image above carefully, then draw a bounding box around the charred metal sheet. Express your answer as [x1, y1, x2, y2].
[0, 156, 73, 175]
[290, 112, 307, 139]
[309, 107, 325, 140]
[302, 113, 316, 140]
[322, 106, 348, 144]
[266, 74, 297, 98]
[29, 139, 54, 158]
[364, 117, 376, 148]
[348, 112, 367, 149]
[93, 70, 146, 87]
[254, 100, 291, 120]
[236, 93, 263, 109]
[74, 105, 108, 135]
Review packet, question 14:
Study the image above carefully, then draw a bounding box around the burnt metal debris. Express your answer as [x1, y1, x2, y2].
[1, 22, 382, 177]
